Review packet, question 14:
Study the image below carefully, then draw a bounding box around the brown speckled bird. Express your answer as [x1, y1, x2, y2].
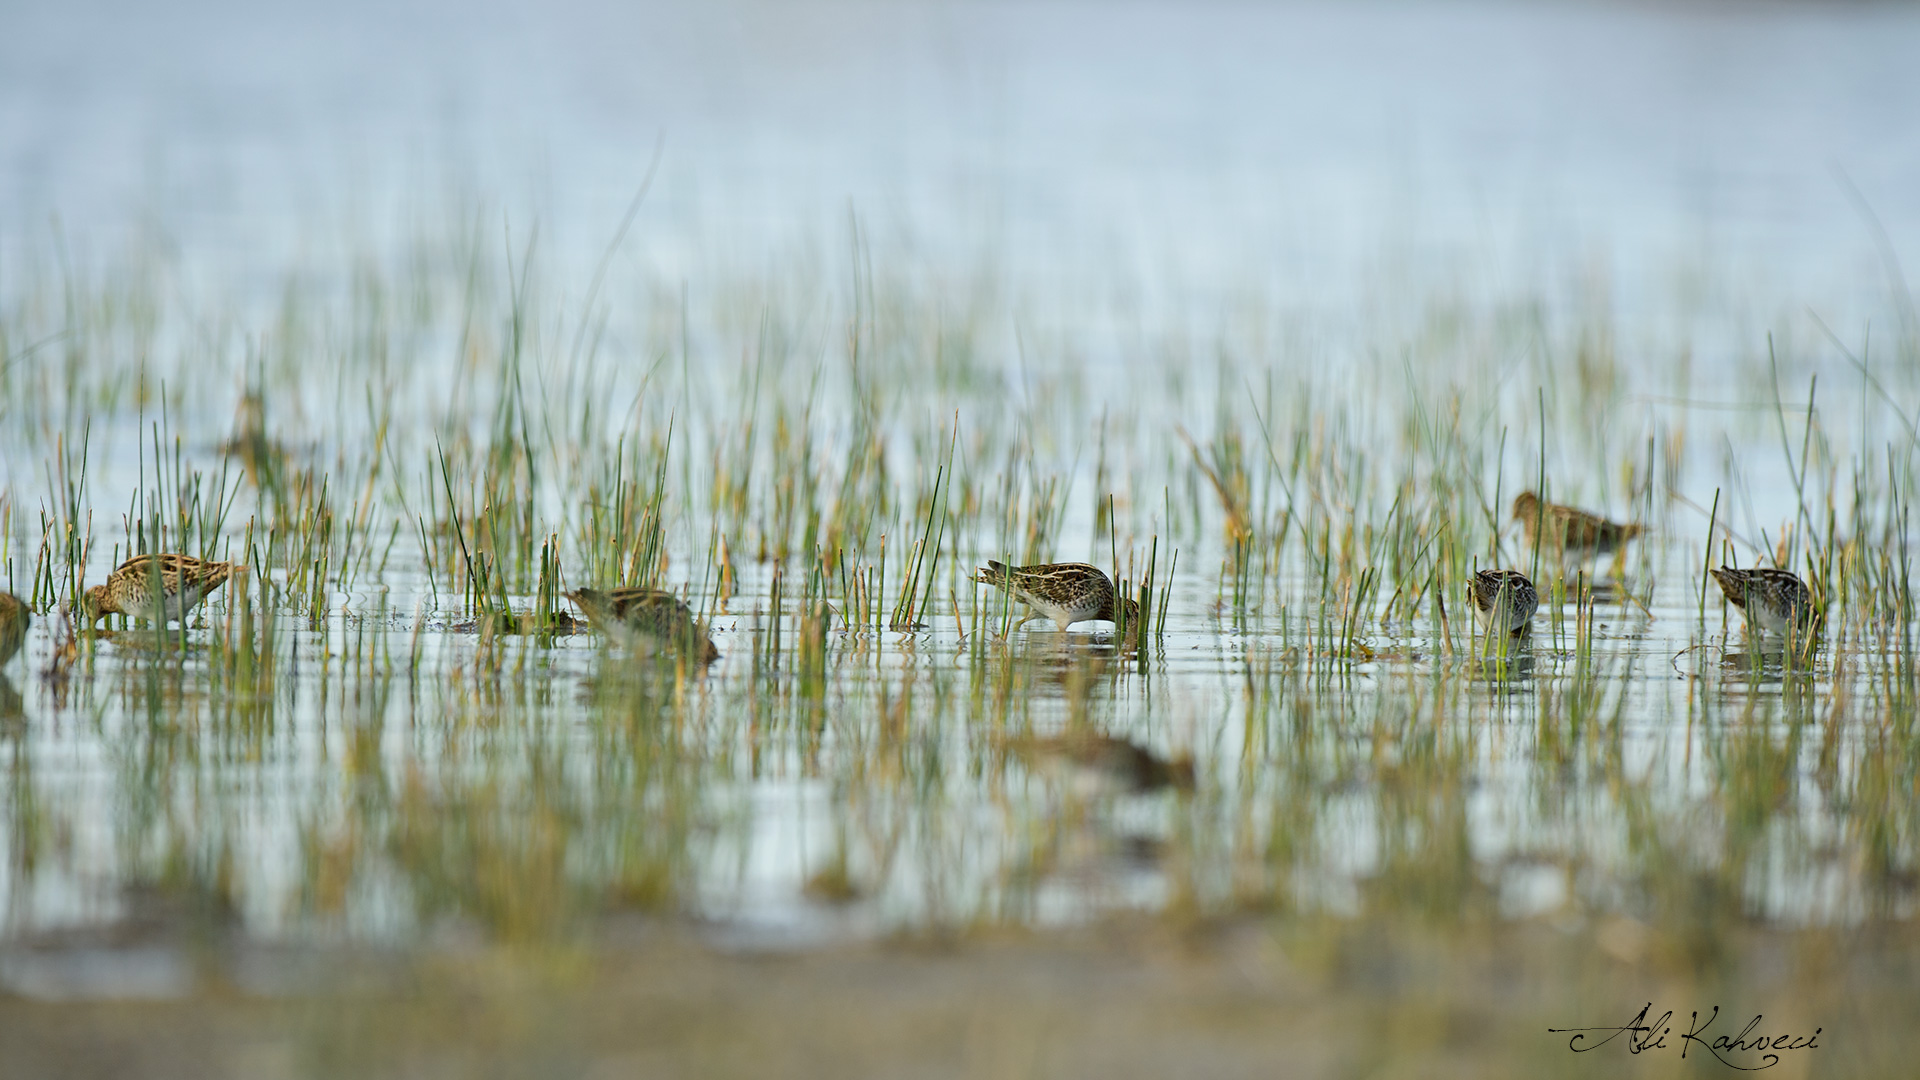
[974, 561, 1139, 631]
[1469, 569, 1539, 637]
[1510, 491, 1644, 560]
[83, 555, 239, 626]
[567, 587, 720, 664]
[0, 592, 30, 665]
[1710, 566, 1813, 638]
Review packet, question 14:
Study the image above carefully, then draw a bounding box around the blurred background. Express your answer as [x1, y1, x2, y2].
[7, 0, 1917, 336]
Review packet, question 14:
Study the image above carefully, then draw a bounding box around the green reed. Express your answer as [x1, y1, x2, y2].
[1, 195, 1918, 986]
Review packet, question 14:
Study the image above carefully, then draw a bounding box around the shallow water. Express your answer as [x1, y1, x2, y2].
[0, 536, 1901, 961]
[1, 0, 1918, 977]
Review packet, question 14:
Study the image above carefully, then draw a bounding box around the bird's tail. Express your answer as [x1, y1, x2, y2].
[1709, 566, 1745, 605]
[975, 560, 1011, 586]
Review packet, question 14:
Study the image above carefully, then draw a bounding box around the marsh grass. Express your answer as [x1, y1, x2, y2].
[0, 206, 1913, 1007]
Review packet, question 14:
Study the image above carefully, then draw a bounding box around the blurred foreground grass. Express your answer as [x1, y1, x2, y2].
[2, 913, 1908, 1078]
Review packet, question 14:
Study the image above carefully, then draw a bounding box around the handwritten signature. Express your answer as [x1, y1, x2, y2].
[1549, 1003, 1820, 1071]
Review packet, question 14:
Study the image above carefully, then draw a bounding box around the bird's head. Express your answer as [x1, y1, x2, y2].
[80, 585, 114, 625]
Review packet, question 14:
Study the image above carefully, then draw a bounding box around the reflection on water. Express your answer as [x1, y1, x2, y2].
[0, 558, 1910, 960]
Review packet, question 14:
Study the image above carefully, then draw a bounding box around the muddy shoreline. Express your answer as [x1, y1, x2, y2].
[5, 913, 1910, 1078]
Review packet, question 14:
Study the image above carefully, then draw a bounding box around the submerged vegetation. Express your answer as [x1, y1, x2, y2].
[0, 202, 1915, 979]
